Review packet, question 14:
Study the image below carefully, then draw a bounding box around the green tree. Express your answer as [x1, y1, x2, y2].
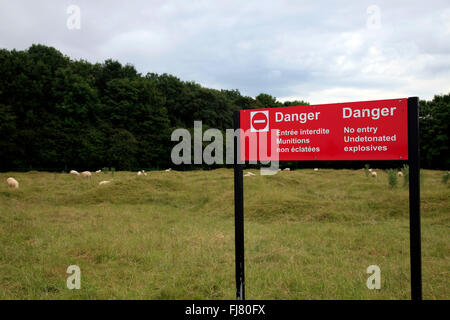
[283, 100, 310, 107]
[419, 94, 450, 169]
[108, 129, 139, 170]
[255, 93, 283, 108]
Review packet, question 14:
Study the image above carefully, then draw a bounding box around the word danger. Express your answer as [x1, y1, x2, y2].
[275, 111, 321, 123]
[343, 106, 397, 120]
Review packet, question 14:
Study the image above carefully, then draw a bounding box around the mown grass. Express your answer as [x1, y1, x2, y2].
[0, 169, 448, 299]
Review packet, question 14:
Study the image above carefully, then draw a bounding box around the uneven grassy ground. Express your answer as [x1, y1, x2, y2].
[0, 169, 448, 299]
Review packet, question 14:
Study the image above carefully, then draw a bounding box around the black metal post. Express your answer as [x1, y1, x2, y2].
[233, 110, 245, 300]
[407, 97, 422, 300]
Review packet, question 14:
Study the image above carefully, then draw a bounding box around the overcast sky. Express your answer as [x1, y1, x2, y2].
[1, 0, 449, 103]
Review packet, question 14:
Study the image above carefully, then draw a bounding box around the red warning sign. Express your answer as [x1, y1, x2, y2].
[239, 98, 409, 161]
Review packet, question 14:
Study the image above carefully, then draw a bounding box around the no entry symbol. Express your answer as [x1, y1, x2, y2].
[250, 111, 269, 132]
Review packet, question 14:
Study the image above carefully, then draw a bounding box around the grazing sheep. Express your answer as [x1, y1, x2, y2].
[278, 168, 282, 172]
[6, 177, 19, 189]
[246, 172, 255, 176]
[80, 171, 92, 178]
[371, 171, 377, 178]
[99, 180, 111, 186]
[283, 168, 290, 171]
[314, 168, 319, 171]
[137, 171, 143, 176]
[244, 173, 252, 177]
[165, 168, 172, 172]
[397, 171, 404, 177]
[70, 170, 80, 176]
[95, 170, 101, 174]
[368, 169, 373, 172]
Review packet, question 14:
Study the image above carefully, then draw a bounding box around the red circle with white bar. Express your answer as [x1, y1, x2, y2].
[251, 112, 268, 131]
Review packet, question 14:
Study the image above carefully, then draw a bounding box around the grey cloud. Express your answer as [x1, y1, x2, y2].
[0, 0, 449, 102]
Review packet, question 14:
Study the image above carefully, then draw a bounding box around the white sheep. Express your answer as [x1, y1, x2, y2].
[80, 171, 92, 178]
[283, 168, 290, 171]
[6, 177, 19, 189]
[244, 173, 252, 177]
[397, 171, 404, 177]
[95, 170, 101, 174]
[371, 171, 377, 178]
[70, 170, 80, 176]
[246, 172, 255, 176]
[99, 180, 111, 186]
[368, 169, 373, 172]
[314, 168, 319, 171]
[137, 171, 143, 176]
[165, 168, 172, 172]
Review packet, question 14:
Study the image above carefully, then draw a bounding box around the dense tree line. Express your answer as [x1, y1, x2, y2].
[0, 45, 448, 171]
[419, 95, 450, 169]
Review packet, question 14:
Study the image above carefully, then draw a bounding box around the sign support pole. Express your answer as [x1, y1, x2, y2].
[407, 97, 422, 300]
[233, 110, 245, 300]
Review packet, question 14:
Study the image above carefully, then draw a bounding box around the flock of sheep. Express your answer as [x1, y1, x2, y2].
[69, 168, 173, 185]
[5, 168, 174, 189]
[367, 168, 404, 178]
[4, 167, 405, 189]
[69, 169, 108, 184]
[242, 167, 404, 179]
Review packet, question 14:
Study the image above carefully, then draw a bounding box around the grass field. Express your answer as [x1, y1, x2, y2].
[0, 168, 448, 299]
